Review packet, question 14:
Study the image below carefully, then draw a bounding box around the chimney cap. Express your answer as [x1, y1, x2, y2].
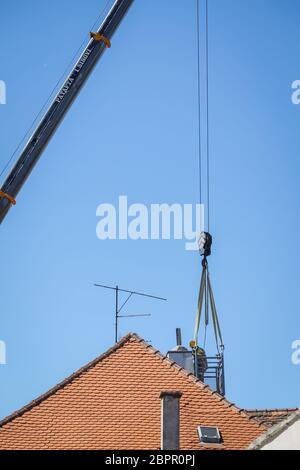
[160, 391, 183, 399]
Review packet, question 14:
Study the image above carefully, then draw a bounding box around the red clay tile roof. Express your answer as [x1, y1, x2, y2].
[0, 333, 267, 450]
[244, 409, 299, 428]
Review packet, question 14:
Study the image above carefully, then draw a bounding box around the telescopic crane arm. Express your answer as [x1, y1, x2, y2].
[0, 0, 134, 224]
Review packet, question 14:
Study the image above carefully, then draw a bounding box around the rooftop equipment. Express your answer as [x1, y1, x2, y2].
[168, 328, 225, 396]
[94, 283, 166, 343]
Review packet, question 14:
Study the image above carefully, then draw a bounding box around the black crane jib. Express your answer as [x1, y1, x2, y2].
[0, 0, 134, 224]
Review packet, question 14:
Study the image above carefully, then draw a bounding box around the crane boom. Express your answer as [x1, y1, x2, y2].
[0, 0, 134, 224]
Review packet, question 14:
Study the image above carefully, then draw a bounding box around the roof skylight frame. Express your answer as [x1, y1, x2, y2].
[198, 425, 222, 445]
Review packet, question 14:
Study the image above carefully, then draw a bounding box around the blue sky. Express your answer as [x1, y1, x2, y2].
[1, 0, 300, 419]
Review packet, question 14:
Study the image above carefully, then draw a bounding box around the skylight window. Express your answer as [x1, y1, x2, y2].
[198, 426, 222, 444]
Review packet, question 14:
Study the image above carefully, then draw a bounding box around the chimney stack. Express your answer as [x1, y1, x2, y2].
[176, 328, 182, 347]
[160, 391, 182, 450]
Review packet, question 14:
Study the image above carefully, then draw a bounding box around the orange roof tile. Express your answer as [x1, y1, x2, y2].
[0, 333, 267, 450]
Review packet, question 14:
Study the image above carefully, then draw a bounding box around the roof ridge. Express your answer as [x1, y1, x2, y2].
[244, 408, 299, 413]
[248, 409, 300, 450]
[0, 332, 139, 428]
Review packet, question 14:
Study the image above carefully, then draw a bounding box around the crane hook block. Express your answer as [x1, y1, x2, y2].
[198, 232, 212, 257]
[90, 32, 111, 48]
[0, 190, 16, 206]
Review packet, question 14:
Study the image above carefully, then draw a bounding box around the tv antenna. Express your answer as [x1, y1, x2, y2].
[94, 283, 167, 342]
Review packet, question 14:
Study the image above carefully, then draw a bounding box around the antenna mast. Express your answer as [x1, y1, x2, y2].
[94, 283, 167, 342]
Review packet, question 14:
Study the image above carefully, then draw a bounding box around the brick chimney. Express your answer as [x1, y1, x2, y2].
[160, 391, 182, 450]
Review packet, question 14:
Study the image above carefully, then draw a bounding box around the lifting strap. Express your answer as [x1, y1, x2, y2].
[207, 271, 223, 348]
[90, 32, 111, 48]
[193, 258, 223, 352]
[0, 190, 16, 206]
[194, 265, 206, 344]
